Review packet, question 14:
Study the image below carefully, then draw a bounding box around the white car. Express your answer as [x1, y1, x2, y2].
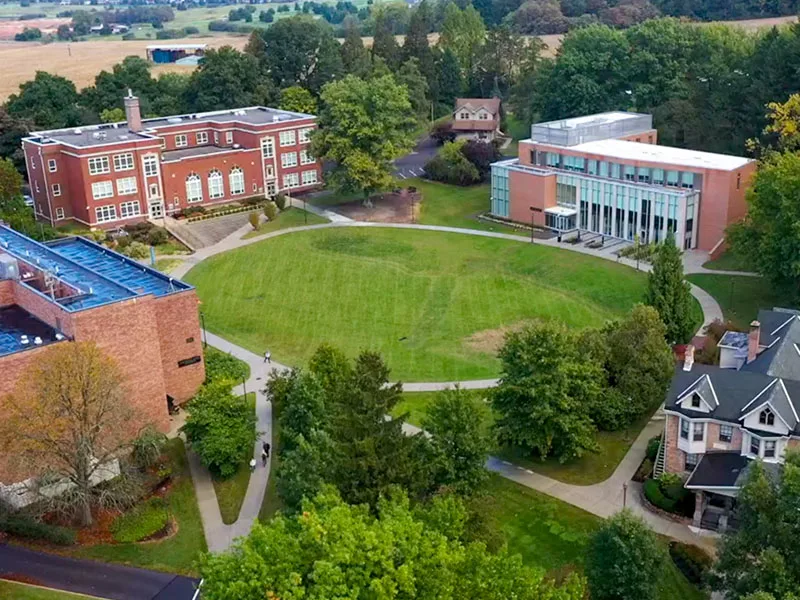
[22, 195, 33, 208]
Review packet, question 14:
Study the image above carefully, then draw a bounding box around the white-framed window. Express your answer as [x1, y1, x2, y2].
[298, 127, 313, 143]
[116, 177, 137, 196]
[279, 130, 296, 147]
[51, 183, 61, 197]
[719, 425, 733, 443]
[261, 136, 275, 158]
[300, 149, 314, 165]
[92, 181, 114, 200]
[282, 173, 299, 189]
[459, 111, 470, 119]
[143, 155, 159, 177]
[119, 200, 140, 219]
[55, 207, 65, 220]
[34, 181, 39, 193]
[213, 131, 219, 144]
[30, 157, 36, 170]
[196, 131, 208, 145]
[148, 183, 159, 199]
[301, 170, 317, 185]
[88, 156, 110, 175]
[175, 134, 188, 148]
[764, 440, 776, 458]
[226, 131, 233, 144]
[229, 167, 244, 195]
[685, 453, 698, 469]
[208, 169, 224, 199]
[750, 436, 760, 456]
[265, 164, 275, 179]
[47, 159, 57, 172]
[160, 137, 166, 150]
[691, 393, 701, 409]
[95, 204, 117, 223]
[281, 152, 297, 168]
[680, 419, 689, 440]
[692, 422, 704, 442]
[186, 173, 202, 203]
[479, 112, 489, 120]
[113, 153, 134, 172]
[759, 408, 775, 426]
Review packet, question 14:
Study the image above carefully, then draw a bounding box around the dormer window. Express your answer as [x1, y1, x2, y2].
[691, 393, 701, 409]
[460, 112, 470, 119]
[759, 408, 775, 426]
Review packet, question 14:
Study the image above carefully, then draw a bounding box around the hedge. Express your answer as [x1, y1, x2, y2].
[110, 498, 169, 543]
[0, 515, 76, 545]
[204, 346, 250, 384]
[669, 541, 712, 586]
[644, 478, 677, 512]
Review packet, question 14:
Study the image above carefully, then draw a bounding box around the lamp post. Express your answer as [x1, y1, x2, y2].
[242, 375, 247, 398]
[529, 207, 535, 244]
[303, 196, 308, 225]
[200, 312, 207, 348]
[623, 482, 628, 508]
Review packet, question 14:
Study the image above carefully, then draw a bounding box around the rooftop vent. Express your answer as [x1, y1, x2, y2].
[167, 117, 183, 124]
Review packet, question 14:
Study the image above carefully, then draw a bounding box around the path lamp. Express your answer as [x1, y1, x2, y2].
[529, 207, 535, 244]
[242, 376, 247, 398]
[200, 312, 207, 348]
[302, 195, 308, 225]
[623, 482, 628, 508]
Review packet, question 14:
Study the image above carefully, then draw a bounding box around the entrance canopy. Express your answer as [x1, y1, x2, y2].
[544, 206, 577, 232]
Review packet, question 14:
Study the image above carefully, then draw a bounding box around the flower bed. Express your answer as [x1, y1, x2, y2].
[110, 497, 170, 543]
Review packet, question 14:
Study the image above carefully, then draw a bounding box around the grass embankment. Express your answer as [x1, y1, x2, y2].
[242, 207, 328, 239]
[186, 227, 647, 382]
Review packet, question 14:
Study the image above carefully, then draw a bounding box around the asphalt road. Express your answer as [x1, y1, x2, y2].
[0, 545, 200, 600]
[394, 136, 438, 179]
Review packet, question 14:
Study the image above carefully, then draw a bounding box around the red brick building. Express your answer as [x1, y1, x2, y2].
[22, 93, 322, 229]
[0, 224, 204, 486]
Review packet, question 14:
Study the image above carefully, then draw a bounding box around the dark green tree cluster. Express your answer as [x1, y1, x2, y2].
[491, 305, 673, 462]
[270, 344, 494, 512]
[198, 486, 585, 599]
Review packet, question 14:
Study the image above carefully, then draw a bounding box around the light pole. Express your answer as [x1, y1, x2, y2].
[200, 312, 207, 348]
[623, 482, 628, 508]
[529, 207, 535, 244]
[303, 196, 307, 225]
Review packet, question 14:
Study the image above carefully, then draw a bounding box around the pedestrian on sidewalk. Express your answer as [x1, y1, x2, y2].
[264, 350, 271, 363]
[249, 457, 256, 472]
[262, 441, 270, 458]
[261, 448, 268, 467]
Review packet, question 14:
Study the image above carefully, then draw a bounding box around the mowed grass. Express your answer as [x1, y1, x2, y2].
[241, 207, 328, 239]
[67, 439, 207, 575]
[686, 273, 795, 330]
[481, 476, 706, 600]
[185, 227, 647, 381]
[0, 581, 106, 600]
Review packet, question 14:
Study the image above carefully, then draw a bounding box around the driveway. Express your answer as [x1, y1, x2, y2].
[0, 545, 199, 600]
[394, 136, 438, 179]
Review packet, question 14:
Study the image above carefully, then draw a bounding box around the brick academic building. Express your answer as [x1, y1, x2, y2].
[22, 93, 322, 228]
[0, 224, 204, 488]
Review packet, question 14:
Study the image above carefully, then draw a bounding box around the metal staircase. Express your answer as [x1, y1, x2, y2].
[653, 428, 666, 478]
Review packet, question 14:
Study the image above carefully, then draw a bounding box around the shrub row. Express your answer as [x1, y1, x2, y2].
[110, 497, 169, 543]
[205, 346, 250, 384]
[643, 478, 677, 512]
[186, 204, 265, 222]
[669, 541, 712, 586]
[0, 514, 76, 545]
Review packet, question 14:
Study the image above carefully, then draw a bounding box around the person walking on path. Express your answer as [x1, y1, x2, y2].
[262, 441, 270, 458]
[264, 350, 271, 363]
[261, 448, 268, 467]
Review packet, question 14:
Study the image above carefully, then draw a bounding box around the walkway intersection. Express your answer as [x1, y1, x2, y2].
[169, 208, 727, 554]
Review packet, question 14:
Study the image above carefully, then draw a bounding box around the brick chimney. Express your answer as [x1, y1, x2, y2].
[747, 320, 761, 364]
[683, 344, 694, 372]
[124, 89, 142, 133]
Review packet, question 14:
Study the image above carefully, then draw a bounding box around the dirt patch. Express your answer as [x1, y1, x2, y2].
[138, 516, 177, 544]
[463, 320, 540, 354]
[0, 18, 70, 40]
[334, 189, 422, 223]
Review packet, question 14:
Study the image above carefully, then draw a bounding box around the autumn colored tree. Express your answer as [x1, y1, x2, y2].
[0, 343, 146, 526]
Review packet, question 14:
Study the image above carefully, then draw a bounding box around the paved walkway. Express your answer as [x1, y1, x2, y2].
[185, 331, 290, 553]
[0, 545, 199, 600]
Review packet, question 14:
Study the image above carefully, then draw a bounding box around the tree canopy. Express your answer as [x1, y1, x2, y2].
[645, 233, 695, 344]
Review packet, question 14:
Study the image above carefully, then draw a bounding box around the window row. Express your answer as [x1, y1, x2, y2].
[185, 168, 246, 203]
[282, 170, 318, 189]
[94, 201, 141, 224]
[280, 150, 316, 168]
[679, 420, 736, 444]
[91, 177, 138, 200]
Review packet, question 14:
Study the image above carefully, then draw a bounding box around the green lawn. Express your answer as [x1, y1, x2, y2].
[392, 390, 491, 428]
[701, 251, 753, 272]
[0, 581, 105, 600]
[185, 227, 647, 381]
[482, 476, 706, 600]
[241, 207, 328, 239]
[687, 273, 794, 330]
[68, 439, 207, 576]
[212, 393, 255, 525]
[154, 258, 182, 274]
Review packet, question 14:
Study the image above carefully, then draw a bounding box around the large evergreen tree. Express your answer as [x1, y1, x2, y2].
[340, 20, 372, 78]
[371, 11, 402, 70]
[645, 232, 694, 344]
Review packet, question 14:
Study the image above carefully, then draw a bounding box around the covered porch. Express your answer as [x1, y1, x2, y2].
[685, 452, 746, 532]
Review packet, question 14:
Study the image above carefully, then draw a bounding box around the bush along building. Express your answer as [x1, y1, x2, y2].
[0, 224, 204, 502]
[22, 92, 322, 229]
[659, 308, 800, 531]
[490, 112, 755, 255]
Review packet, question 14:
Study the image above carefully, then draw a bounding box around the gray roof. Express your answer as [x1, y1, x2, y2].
[26, 106, 314, 149]
[685, 452, 749, 488]
[746, 312, 800, 381]
[161, 145, 244, 163]
[756, 309, 800, 347]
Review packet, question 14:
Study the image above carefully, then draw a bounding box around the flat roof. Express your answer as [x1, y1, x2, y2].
[0, 305, 63, 357]
[536, 111, 644, 130]
[568, 139, 753, 171]
[147, 44, 207, 50]
[161, 145, 242, 162]
[0, 226, 191, 312]
[27, 106, 314, 149]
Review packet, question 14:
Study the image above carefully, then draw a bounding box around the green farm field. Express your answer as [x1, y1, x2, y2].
[185, 227, 648, 381]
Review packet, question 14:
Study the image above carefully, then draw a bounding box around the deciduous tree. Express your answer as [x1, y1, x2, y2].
[312, 74, 416, 202]
[0, 107, 32, 173]
[0, 157, 23, 210]
[439, 3, 486, 74]
[0, 343, 147, 527]
[6, 71, 85, 129]
[585, 510, 667, 600]
[279, 85, 318, 115]
[645, 232, 694, 344]
[491, 323, 602, 462]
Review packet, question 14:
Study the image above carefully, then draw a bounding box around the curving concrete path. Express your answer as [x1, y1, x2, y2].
[172, 212, 727, 552]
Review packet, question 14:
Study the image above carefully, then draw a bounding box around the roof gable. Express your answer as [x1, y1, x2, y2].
[676, 373, 719, 408]
[454, 97, 501, 116]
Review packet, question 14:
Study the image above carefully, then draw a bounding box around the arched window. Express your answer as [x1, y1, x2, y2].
[759, 408, 775, 426]
[229, 167, 245, 196]
[208, 169, 224, 200]
[186, 173, 202, 203]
